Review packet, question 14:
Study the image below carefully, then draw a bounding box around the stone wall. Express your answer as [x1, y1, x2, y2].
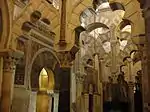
[11, 87, 31, 112]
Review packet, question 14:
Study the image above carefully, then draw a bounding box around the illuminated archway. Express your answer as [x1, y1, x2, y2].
[39, 68, 55, 92]
[37, 68, 55, 112]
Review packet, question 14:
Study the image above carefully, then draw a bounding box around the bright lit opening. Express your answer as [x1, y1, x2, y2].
[81, 23, 85, 28]
[102, 41, 111, 53]
[52, 0, 60, 9]
[39, 68, 55, 91]
[120, 40, 128, 50]
[96, 2, 110, 11]
[122, 25, 131, 32]
[89, 28, 109, 39]
[39, 68, 48, 91]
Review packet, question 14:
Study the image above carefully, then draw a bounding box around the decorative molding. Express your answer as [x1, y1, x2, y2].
[0, 49, 24, 72]
[13, 0, 29, 8]
[3, 56, 16, 72]
[57, 51, 72, 68]
[22, 20, 55, 47]
[75, 71, 86, 83]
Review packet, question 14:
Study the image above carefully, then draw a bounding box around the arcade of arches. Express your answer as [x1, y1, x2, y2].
[0, 0, 150, 112]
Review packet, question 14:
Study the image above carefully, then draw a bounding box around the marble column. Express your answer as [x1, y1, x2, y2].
[128, 82, 134, 112]
[127, 58, 133, 82]
[93, 94, 101, 112]
[140, 0, 150, 110]
[0, 57, 3, 99]
[144, 7, 150, 111]
[76, 73, 84, 112]
[59, 0, 67, 45]
[98, 59, 104, 112]
[140, 43, 150, 111]
[0, 50, 23, 112]
[126, 58, 134, 112]
[48, 94, 53, 112]
[110, 26, 119, 83]
[28, 91, 37, 112]
[53, 92, 59, 112]
[110, 39, 118, 83]
[76, 73, 84, 100]
[83, 93, 89, 112]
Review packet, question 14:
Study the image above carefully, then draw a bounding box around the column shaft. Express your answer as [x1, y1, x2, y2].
[0, 57, 3, 99]
[128, 82, 134, 112]
[28, 91, 37, 112]
[1, 56, 15, 112]
[93, 94, 101, 112]
[83, 93, 89, 112]
[143, 4, 150, 111]
[0, 50, 23, 112]
[0, 56, 16, 112]
[53, 93, 59, 112]
[110, 26, 118, 83]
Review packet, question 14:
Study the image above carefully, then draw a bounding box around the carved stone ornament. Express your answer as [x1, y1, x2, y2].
[57, 51, 72, 68]
[3, 56, 16, 72]
[0, 49, 24, 72]
[75, 71, 86, 83]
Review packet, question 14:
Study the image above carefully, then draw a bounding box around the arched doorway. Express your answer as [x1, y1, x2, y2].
[29, 50, 61, 112]
[36, 68, 55, 112]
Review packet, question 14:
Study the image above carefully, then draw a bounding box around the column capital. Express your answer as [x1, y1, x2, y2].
[0, 49, 24, 59]
[0, 49, 24, 72]
[75, 71, 86, 83]
[53, 90, 59, 93]
[110, 40, 118, 45]
[143, 7, 150, 19]
[128, 81, 134, 87]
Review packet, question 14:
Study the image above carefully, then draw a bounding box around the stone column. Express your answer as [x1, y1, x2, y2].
[0, 57, 3, 99]
[97, 59, 104, 112]
[128, 82, 135, 112]
[127, 58, 133, 82]
[28, 91, 37, 112]
[59, 0, 67, 46]
[53, 92, 59, 112]
[110, 39, 118, 83]
[126, 58, 134, 112]
[140, 43, 150, 111]
[83, 93, 89, 112]
[76, 72, 84, 100]
[110, 26, 119, 83]
[93, 94, 101, 112]
[48, 93, 53, 112]
[139, 0, 150, 110]
[0, 50, 23, 112]
[75, 72, 84, 112]
[144, 6, 150, 111]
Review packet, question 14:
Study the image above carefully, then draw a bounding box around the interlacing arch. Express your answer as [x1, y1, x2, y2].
[76, 1, 140, 81]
